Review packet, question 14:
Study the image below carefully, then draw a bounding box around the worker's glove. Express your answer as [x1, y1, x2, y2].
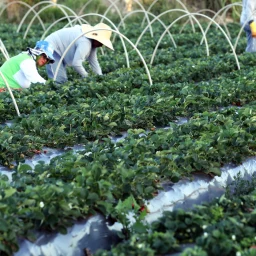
[249, 20, 256, 37]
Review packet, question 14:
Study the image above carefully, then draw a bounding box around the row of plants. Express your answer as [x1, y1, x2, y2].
[1, 102, 256, 254]
[0, 19, 255, 255]
[96, 173, 256, 256]
[1, 55, 256, 165]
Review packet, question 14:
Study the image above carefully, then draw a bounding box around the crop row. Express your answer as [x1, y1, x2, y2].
[0, 20, 255, 255]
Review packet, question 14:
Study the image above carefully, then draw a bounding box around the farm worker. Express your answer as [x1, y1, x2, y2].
[0, 40, 55, 92]
[44, 23, 114, 84]
[240, 0, 256, 52]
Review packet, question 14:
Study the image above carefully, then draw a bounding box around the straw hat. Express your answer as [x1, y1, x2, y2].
[81, 23, 114, 51]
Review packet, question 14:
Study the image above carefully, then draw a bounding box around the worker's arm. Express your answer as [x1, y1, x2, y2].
[19, 59, 46, 88]
[72, 40, 90, 78]
[88, 48, 102, 75]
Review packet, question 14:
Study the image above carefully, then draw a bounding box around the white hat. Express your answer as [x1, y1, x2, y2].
[81, 23, 114, 51]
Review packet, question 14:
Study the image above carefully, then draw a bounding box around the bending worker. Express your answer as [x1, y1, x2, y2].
[240, 0, 256, 52]
[0, 40, 55, 91]
[44, 23, 114, 84]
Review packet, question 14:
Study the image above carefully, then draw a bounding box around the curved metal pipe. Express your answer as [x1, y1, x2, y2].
[40, 16, 88, 40]
[150, 12, 209, 65]
[22, 2, 80, 38]
[0, 71, 20, 117]
[141, 0, 195, 33]
[100, 0, 125, 29]
[151, 12, 240, 70]
[199, 2, 242, 45]
[0, 39, 10, 60]
[122, 0, 153, 37]
[136, 9, 190, 48]
[0, 1, 45, 32]
[179, 8, 231, 39]
[113, 10, 176, 48]
[78, 0, 94, 16]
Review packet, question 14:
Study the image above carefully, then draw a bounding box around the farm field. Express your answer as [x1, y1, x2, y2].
[1, 2, 256, 255]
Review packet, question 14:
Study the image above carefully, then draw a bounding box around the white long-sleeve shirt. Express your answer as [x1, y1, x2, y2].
[45, 25, 102, 77]
[240, 0, 256, 25]
[18, 58, 45, 88]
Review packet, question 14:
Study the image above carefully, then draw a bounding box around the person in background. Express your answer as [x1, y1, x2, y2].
[0, 40, 55, 92]
[44, 23, 114, 84]
[240, 0, 256, 52]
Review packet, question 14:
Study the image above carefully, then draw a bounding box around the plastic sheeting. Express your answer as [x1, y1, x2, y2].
[15, 214, 120, 256]
[1, 117, 256, 255]
[1, 155, 256, 255]
[145, 157, 256, 224]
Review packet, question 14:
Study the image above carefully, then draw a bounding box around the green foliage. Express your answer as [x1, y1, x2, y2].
[181, 246, 208, 256]
[38, 7, 69, 23]
[0, 12, 255, 256]
[226, 173, 256, 198]
[97, 177, 256, 255]
[63, 0, 105, 14]
[219, 0, 242, 22]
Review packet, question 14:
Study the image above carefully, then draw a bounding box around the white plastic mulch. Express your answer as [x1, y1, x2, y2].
[0, 117, 255, 255]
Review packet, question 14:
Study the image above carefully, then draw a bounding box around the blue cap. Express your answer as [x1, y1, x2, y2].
[34, 40, 55, 64]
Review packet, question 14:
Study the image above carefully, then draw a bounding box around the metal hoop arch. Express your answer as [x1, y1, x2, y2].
[0, 1, 45, 31]
[21, 2, 80, 38]
[113, 10, 177, 48]
[0, 71, 20, 117]
[151, 11, 209, 65]
[141, 0, 195, 33]
[40, 16, 88, 40]
[135, 9, 192, 48]
[78, 0, 93, 16]
[151, 12, 240, 70]
[0, 39, 10, 60]
[112, 0, 153, 37]
[199, 2, 242, 45]
[179, 8, 231, 39]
